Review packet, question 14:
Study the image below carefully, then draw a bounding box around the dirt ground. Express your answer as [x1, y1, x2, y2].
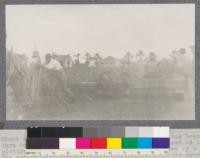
[6, 86, 195, 120]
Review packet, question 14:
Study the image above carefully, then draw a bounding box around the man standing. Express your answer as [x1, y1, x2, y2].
[177, 48, 191, 97]
[44, 53, 62, 70]
[135, 51, 145, 79]
[144, 52, 157, 78]
[43, 53, 74, 105]
[28, 51, 41, 103]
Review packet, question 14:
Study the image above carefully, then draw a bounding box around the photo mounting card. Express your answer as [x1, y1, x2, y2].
[5, 4, 195, 121]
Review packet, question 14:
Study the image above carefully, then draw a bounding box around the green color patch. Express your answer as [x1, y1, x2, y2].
[122, 138, 138, 149]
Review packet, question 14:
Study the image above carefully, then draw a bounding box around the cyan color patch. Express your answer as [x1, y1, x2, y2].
[138, 138, 152, 148]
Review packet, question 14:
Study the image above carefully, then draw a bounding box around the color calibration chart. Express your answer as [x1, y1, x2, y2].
[26, 127, 170, 157]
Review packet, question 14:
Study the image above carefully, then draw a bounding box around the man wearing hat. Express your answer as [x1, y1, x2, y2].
[177, 48, 187, 68]
[144, 52, 157, 77]
[44, 53, 62, 70]
[135, 50, 144, 62]
[31, 51, 41, 62]
[177, 48, 191, 97]
[135, 50, 145, 79]
[28, 51, 41, 103]
[43, 53, 74, 105]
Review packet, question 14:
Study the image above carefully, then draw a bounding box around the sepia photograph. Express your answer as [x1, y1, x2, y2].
[6, 4, 195, 120]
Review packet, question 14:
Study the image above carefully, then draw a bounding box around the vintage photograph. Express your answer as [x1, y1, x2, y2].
[6, 4, 195, 120]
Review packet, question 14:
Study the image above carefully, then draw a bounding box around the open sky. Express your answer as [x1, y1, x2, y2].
[6, 4, 195, 59]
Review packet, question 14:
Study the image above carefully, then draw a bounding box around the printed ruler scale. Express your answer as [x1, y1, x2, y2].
[26, 149, 169, 157]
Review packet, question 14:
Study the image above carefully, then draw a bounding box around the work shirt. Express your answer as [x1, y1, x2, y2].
[45, 59, 62, 70]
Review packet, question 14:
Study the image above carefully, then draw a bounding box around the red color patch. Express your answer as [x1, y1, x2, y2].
[91, 138, 107, 149]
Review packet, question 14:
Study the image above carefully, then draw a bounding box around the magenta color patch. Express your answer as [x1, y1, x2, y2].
[76, 138, 91, 149]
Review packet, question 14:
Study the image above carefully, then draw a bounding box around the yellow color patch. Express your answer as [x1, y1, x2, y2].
[107, 138, 122, 149]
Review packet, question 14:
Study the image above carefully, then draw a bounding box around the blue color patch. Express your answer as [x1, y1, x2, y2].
[138, 138, 152, 148]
